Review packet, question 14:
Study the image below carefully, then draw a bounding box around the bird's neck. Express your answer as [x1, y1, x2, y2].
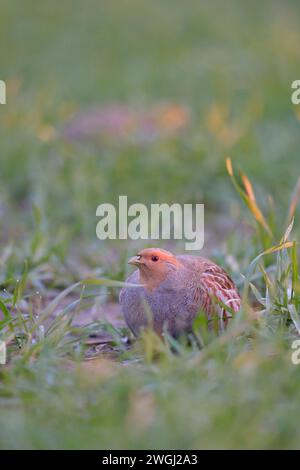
[139, 266, 179, 292]
[139, 270, 164, 292]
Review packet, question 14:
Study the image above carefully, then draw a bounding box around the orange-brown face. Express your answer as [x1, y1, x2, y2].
[128, 248, 177, 269]
[128, 248, 180, 288]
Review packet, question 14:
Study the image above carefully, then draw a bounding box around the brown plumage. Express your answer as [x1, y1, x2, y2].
[119, 248, 240, 337]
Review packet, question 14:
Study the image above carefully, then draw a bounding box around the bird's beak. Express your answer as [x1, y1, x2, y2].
[128, 255, 142, 266]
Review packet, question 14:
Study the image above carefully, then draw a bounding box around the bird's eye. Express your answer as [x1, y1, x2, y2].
[151, 255, 159, 262]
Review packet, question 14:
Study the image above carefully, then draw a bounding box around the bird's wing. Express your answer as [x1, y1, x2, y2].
[195, 263, 240, 326]
[177, 255, 240, 314]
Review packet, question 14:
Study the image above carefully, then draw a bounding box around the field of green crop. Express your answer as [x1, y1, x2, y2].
[1, 0, 300, 449]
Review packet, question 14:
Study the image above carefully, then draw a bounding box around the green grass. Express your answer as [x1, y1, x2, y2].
[1, 0, 300, 449]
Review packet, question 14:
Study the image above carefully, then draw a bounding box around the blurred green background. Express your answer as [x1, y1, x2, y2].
[1, 0, 300, 239]
[1, 0, 300, 451]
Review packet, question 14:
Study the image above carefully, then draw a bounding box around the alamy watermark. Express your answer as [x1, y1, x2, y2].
[96, 196, 204, 250]
[0, 341, 6, 365]
[291, 339, 300, 365]
[291, 80, 300, 105]
[0, 80, 6, 104]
